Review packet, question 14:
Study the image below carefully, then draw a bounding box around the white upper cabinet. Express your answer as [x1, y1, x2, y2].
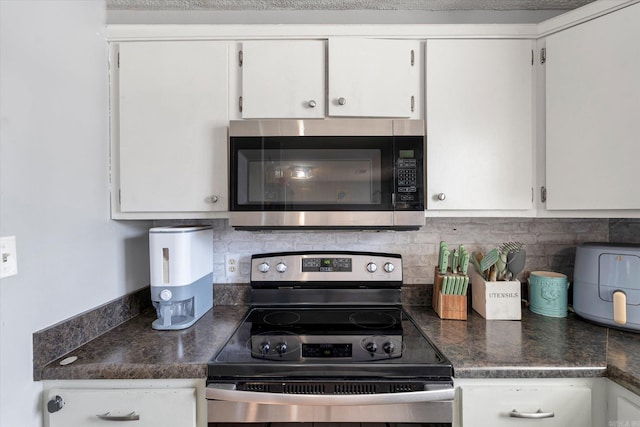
[544, 3, 640, 210]
[426, 39, 534, 210]
[114, 41, 229, 218]
[239, 38, 420, 119]
[241, 40, 326, 119]
[328, 38, 419, 118]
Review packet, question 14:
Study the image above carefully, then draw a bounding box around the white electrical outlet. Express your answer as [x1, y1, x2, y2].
[1, 236, 18, 278]
[225, 253, 240, 278]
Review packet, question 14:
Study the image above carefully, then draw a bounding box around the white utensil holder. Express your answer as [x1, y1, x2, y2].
[470, 266, 522, 320]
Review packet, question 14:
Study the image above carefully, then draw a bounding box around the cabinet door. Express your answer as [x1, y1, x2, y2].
[426, 39, 533, 210]
[328, 38, 418, 117]
[241, 40, 325, 118]
[545, 3, 640, 210]
[117, 41, 228, 214]
[607, 380, 640, 426]
[460, 384, 591, 426]
[45, 388, 196, 427]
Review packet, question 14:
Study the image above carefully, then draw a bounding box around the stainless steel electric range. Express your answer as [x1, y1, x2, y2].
[206, 251, 454, 426]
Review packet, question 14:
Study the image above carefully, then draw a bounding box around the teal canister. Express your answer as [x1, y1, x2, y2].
[528, 271, 570, 317]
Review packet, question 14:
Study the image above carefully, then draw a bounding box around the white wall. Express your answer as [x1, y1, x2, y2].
[0, 1, 150, 426]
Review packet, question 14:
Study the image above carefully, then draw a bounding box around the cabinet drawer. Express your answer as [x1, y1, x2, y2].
[460, 385, 591, 426]
[45, 387, 196, 427]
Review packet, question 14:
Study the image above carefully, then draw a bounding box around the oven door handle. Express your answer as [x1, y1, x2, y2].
[206, 383, 454, 406]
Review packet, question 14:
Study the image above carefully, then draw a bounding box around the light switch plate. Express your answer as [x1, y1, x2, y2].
[1, 236, 18, 278]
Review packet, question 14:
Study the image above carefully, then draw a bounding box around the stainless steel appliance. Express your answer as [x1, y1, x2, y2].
[206, 251, 454, 426]
[228, 119, 425, 230]
[573, 242, 640, 332]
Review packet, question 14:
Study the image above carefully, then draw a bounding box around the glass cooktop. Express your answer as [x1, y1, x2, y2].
[208, 306, 452, 380]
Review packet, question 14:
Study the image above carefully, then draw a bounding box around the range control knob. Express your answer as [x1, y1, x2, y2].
[259, 342, 270, 355]
[383, 262, 395, 273]
[366, 262, 378, 273]
[276, 262, 287, 273]
[275, 342, 288, 355]
[383, 342, 396, 355]
[365, 342, 378, 354]
[258, 262, 270, 273]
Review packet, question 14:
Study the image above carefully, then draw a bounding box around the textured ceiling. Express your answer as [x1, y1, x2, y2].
[106, 0, 597, 11]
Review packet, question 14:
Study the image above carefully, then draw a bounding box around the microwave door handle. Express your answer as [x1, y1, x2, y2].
[206, 384, 454, 406]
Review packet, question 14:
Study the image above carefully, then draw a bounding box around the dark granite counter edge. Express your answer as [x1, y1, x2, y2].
[454, 366, 607, 379]
[41, 364, 207, 381]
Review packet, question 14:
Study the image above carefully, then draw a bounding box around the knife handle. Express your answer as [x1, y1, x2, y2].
[440, 250, 450, 273]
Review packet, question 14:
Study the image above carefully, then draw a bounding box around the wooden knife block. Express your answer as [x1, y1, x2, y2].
[433, 267, 468, 321]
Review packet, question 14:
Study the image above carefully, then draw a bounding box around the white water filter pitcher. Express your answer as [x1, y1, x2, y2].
[149, 226, 213, 330]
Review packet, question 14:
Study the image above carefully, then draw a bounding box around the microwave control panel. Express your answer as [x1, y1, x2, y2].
[394, 140, 424, 210]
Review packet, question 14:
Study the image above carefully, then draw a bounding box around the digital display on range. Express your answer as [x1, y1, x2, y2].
[302, 258, 352, 272]
[302, 343, 352, 358]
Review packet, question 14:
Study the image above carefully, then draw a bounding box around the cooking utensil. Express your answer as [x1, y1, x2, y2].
[440, 249, 450, 272]
[496, 249, 508, 280]
[460, 252, 470, 275]
[480, 248, 499, 277]
[461, 276, 469, 295]
[442, 276, 450, 294]
[438, 241, 448, 270]
[470, 251, 483, 276]
[500, 242, 523, 254]
[507, 249, 526, 280]
[451, 249, 459, 274]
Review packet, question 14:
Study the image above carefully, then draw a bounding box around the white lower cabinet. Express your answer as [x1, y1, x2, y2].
[607, 379, 640, 426]
[43, 379, 205, 427]
[454, 378, 606, 427]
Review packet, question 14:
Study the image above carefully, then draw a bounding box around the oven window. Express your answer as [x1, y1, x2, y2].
[230, 136, 394, 211]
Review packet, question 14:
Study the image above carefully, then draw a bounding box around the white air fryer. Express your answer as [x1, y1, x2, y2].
[149, 226, 213, 330]
[573, 243, 640, 332]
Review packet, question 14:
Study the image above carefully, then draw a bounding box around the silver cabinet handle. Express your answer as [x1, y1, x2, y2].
[437, 193, 446, 201]
[308, 100, 317, 108]
[96, 412, 140, 421]
[210, 195, 219, 203]
[338, 97, 347, 105]
[206, 383, 454, 406]
[510, 409, 555, 419]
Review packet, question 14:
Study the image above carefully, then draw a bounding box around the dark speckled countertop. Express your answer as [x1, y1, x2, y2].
[41, 305, 640, 395]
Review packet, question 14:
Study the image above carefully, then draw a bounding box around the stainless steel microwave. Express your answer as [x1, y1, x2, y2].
[228, 119, 425, 230]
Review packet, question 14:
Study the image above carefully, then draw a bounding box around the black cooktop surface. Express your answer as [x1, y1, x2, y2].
[208, 306, 452, 380]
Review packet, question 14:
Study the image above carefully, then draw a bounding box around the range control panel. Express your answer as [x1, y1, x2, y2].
[250, 251, 402, 283]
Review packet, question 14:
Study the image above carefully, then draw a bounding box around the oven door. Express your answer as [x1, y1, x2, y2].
[206, 381, 453, 425]
[228, 120, 424, 230]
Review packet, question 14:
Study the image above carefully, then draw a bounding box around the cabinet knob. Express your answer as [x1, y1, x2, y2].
[308, 100, 317, 108]
[47, 395, 65, 413]
[210, 195, 219, 203]
[437, 193, 446, 201]
[338, 97, 347, 106]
